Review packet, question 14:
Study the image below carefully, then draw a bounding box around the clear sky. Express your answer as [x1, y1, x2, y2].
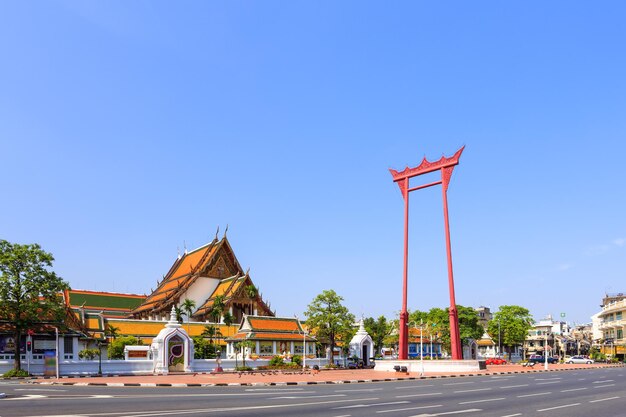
[1, 1, 625, 326]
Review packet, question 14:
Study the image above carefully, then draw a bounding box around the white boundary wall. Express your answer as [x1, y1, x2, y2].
[1, 358, 331, 376]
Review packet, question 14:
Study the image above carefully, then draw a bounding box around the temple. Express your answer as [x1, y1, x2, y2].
[130, 235, 273, 323]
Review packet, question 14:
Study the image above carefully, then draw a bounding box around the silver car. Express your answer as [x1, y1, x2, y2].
[565, 355, 594, 364]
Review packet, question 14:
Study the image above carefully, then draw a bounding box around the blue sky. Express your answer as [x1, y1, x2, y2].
[1, 1, 625, 325]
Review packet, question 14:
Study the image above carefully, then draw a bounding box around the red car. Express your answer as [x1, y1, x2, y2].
[485, 357, 506, 365]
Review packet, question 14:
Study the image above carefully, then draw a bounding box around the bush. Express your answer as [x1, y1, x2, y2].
[269, 355, 284, 367]
[78, 348, 100, 360]
[2, 369, 30, 378]
[236, 366, 253, 372]
[291, 355, 302, 366]
[108, 336, 143, 359]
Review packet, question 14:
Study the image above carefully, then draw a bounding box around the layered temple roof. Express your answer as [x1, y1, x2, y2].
[64, 290, 146, 340]
[131, 235, 273, 322]
[131, 237, 242, 317]
[227, 315, 316, 342]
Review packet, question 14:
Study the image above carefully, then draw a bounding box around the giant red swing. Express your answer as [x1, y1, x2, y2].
[389, 146, 465, 360]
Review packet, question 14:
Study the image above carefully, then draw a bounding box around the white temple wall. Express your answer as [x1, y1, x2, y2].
[179, 277, 221, 318]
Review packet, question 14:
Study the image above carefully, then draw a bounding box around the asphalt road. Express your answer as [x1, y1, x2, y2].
[1, 368, 624, 417]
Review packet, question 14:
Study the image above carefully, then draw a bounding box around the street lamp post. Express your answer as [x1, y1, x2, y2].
[498, 319, 502, 358]
[544, 331, 550, 371]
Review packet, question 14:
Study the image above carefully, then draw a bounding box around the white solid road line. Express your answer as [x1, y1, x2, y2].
[376, 404, 443, 414]
[395, 384, 435, 389]
[443, 382, 475, 386]
[589, 396, 620, 403]
[499, 414, 521, 417]
[396, 392, 443, 398]
[453, 388, 491, 393]
[409, 408, 482, 417]
[593, 384, 616, 388]
[561, 387, 587, 392]
[517, 392, 551, 398]
[537, 403, 580, 412]
[270, 394, 345, 399]
[458, 397, 505, 405]
[499, 384, 528, 389]
[333, 401, 410, 409]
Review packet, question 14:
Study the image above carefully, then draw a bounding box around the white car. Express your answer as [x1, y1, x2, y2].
[565, 355, 594, 364]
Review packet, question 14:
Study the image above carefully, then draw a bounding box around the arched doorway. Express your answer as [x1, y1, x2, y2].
[168, 335, 185, 372]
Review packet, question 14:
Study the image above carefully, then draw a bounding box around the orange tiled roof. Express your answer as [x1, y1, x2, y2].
[132, 237, 245, 316]
[194, 274, 248, 315]
[249, 317, 300, 332]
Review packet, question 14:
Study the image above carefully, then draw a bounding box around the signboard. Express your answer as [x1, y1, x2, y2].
[34, 339, 56, 351]
[44, 350, 56, 376]
[127, 350, 148, 359]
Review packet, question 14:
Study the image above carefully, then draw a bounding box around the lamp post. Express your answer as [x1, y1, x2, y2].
[498, 319, 502, 358]
[97, 341, 102, 376]
[543, 331, 549, 371]
[429, 325, 433, 360]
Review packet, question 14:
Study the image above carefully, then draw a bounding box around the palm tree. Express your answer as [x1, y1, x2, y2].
[209, 295, 226, 323]
[182, 298, 196, 334]
[174, 306, 184, 324]
[239, 339, 255, 368]
[105, 324, 120, 342]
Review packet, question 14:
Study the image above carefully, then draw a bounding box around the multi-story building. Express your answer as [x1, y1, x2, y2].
[595, 292, 626, 360]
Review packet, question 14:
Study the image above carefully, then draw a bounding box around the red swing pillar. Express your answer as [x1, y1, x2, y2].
[390, 147, 464, 360]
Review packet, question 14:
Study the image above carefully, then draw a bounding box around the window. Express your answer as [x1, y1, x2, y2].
[617, 312, 623, 321]
[64, 337, 73, 354]
[617, 329, 623, 340]
[294, 343, 304, 354]
[259, 342, 273, 355]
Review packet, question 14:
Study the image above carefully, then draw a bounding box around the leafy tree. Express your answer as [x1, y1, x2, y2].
[181, 298, 196, 333]
[223, 310, 235, 325]
[192, 335, 211, 359]
[108, 335, 143, 359]
[457, 305, 485, 346]
[304, 290, 355, 359]
[487, 305, 533, 358]
[364, 316, 393, 355]
[238, 339, 256, 368]
[0, 240, 70, 370]
[407, 306, 483, 355]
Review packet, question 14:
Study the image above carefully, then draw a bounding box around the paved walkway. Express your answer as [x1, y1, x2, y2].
[28, 363, 623, 387]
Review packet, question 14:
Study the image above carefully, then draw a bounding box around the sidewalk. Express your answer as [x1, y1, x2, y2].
[28, 363, 623, 387]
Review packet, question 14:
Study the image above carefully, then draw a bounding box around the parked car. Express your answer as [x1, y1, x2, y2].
[566, 355, 594, 364]
[527, 354, 558, 364]
[485, 357, 506, 365]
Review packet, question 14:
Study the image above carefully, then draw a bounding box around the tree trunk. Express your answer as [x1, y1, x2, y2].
[13, 328, 22, 370]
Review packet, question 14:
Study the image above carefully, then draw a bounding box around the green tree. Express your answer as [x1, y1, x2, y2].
[304, 290, 355, 359]
[105, 323, 120, 341]
[181, 298, 196, 334]
[192, 335, 211, 359]
[0, 240, 70, 370]
[222, 311, 234, 327]
[364, 316, 393, 355]
[209, 295, 226, 323]
[174, 306, 184, 324]
[407, 306, 483, 355]
[245, 285, 258, 300]
[487, 305, 533, 359]
[238, 339, 256, 368]
[107, 335, 143, 359]
[457, 305, 485, 346]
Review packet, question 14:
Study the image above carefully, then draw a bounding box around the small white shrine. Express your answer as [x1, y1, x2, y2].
[151, 306, 194, 374]
[349, 319, 374, 367]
